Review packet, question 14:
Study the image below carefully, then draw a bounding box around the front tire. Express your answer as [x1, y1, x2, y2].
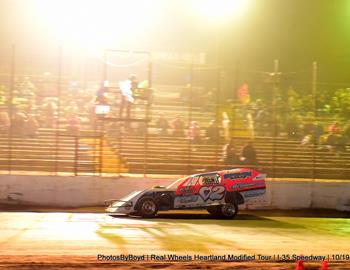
[138, 197, 158, 218]
[218, 203, 238, 219]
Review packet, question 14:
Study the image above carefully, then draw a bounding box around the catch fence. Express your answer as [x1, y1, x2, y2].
[0, 45, 349, 179]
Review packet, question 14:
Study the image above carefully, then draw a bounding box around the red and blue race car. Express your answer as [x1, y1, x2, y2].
[105, 168, 266, 219]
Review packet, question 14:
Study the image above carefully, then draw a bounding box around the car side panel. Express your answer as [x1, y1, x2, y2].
[173, 184, 226, 209]
[223, 169, 266, 203]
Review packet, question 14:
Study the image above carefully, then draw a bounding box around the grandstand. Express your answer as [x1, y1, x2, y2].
[0, 129, 97, 174]
[107, 85, 350, 179]
[1, 81, 349, 180]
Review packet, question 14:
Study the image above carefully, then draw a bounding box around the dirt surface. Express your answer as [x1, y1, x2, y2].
[1, 205, 349, 217]
[0, 210, 349, 269]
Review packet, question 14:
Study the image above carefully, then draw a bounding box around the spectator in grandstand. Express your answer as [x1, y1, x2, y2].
[300, 122, 324, 146]
[119, 74, 138, 120]
[303, 121, 314, 136]
[337, 134, 348, 153]
[328, 121, 340, 134]
[313, 121, 324, 143]
[41, 100, 57, 128]
[222, 138, 239, 166]
[96, 82, 108, 105]
[155, 113, 169, 136]
[12, 111, 27, 136]
[337, 123, 350, 153]
[24, 99, 36, 115]
[19, 77, 36, 97]
[171, 115, 185, 137]
[0, 109, 10, 133]
[26, 115, 39, 137]
[322, 132, 341, 154]
[251, 99, 263, 118]
[187, 121, 201, 144]
[300, 134, 313, 146]
[254, 106, 270, 136]
[205, 120, 219, 143]
[241, 141, 258, 166]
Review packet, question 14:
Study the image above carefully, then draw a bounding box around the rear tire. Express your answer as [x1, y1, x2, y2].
[138, 197, 158, 218]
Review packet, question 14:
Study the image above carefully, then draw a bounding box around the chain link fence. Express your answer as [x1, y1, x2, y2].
[0, 45, 349, 179]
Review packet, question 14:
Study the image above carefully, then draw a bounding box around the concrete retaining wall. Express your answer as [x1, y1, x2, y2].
[0, 175, 349, 210]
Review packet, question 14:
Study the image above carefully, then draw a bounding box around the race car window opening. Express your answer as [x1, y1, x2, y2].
[167, 178, 186, 189]
[185, 176, 199, 186]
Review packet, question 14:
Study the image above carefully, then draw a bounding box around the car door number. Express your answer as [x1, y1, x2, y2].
[199, 186, 225, 202]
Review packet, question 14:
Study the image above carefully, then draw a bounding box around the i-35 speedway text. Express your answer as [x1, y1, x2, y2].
[105, 168, 266, 219]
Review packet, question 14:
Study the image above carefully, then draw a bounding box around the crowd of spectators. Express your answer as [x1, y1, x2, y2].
[0, 76, 95, 136]
[238, 98, 350, 155]
[0, 76, 221, 142]
[1, 75, 349, 167]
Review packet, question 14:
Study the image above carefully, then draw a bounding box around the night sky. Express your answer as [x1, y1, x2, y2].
[0, 0, 350, 84]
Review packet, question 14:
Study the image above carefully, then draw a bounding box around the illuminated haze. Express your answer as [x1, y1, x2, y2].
[0, 0, 350, 83]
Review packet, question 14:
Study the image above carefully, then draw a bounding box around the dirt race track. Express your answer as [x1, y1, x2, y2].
[0, 209, 349, 269]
